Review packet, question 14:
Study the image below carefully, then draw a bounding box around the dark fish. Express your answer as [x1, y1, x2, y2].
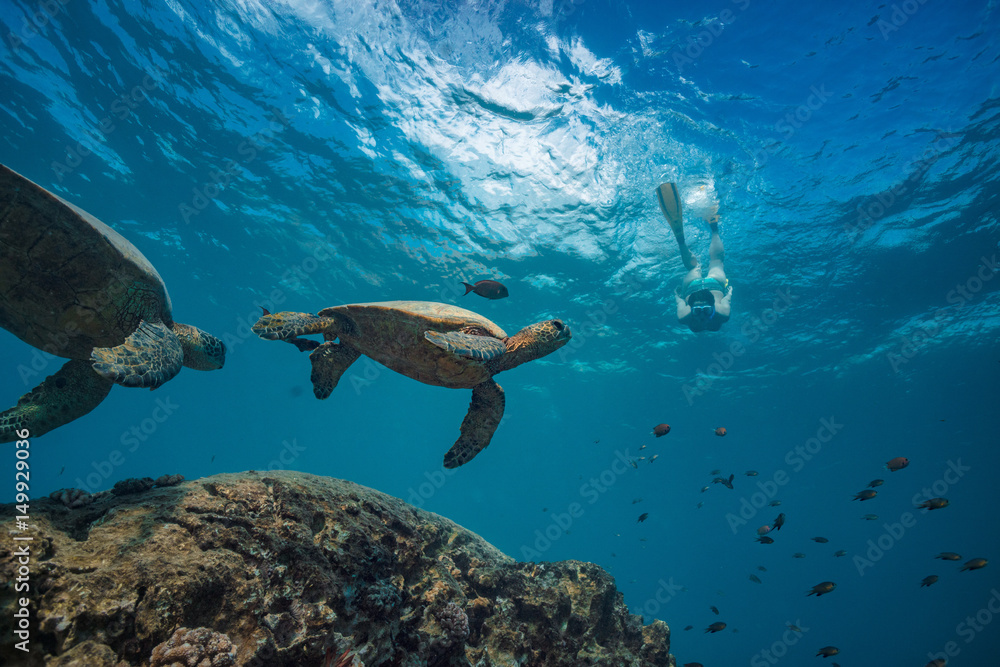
[710, 469, 722, 475]
[811, 537, 829, 543]
[632, 497, 644, 504]
[769, 500, 782, 507]
[787, 623, 802, 632]
[886, 456, 910, 472]
[710, 605, 719, 615]
[745, 470, 758, 476]
[960, 558, 988, 571]
[653, 423, 671, 437]
[757, 566, 767, 572]
[462, 280, 509, 299]
[772, 513, 786, 531]
[862, 514, 879, 520]
[816, 646, 840, 657]
[711, 474, 735, 490]
[705, 622, 726, 633]
[935, 552, 962, 561]
[748, 574, 762, 584]
[868, 479, 884, 487]
[700, 486, 709, 493]
[793, 553, 806, 559]
[756, 535, 774, 544]
[925, 660, 947, 667]
[696, 501, 704, 508]
[714, 427, 727, 436]
[807, 581, 836, 596]
[853, 489, 877, 501]
[916, 497, 950, 510]
[210, 455, 215, 463]
[58, 466, 65, 476]
[920, 575, 939, 587]
[683, 625, 694, 631]
[637, 513, 649, 523]
[683, 664, 704, 667]
[834, 550, 847, 557]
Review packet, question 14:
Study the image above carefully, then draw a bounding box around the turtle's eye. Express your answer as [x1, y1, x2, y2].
[552, 320, 564, 330]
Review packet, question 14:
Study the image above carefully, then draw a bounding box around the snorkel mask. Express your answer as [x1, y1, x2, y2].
[687, 290, 716, 320]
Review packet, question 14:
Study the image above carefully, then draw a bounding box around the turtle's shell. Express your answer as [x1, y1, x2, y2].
[319, 300, 507, 388]
[0, 165, 172, 360]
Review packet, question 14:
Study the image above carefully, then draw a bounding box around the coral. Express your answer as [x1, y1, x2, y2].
[149, 627, 236, 667]
[111, 477, 155, 496]
[48, 487, 93, 509]
[155, 474, 185, 487]
[435, 601, 470, 648]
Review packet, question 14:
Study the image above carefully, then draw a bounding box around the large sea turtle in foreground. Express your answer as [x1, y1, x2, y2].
[0, 164, 226, 442]
[253, 301, 571, 467]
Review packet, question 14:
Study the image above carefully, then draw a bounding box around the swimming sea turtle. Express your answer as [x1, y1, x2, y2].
[253, 301, 571, 467]
[0, 164, 226, 442]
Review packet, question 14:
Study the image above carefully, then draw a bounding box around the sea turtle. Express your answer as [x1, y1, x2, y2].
[0, 164, 226, 442]
[252, 301, 571, 467]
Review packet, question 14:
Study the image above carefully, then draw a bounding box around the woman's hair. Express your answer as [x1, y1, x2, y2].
[687, 289, 714, 306]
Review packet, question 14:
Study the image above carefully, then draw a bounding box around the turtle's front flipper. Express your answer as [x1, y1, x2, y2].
[424, 330, 507, 361]
[1, 359, 114, 442]
[444, 378, 505, 468]
[310, 342, 361, 399]
[91, 320, 184, 388]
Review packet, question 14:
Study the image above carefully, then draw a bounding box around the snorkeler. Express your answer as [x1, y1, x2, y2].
[656, 182, 732, 332]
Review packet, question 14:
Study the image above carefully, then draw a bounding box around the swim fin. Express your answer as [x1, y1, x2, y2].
[656, 182, 684, 234]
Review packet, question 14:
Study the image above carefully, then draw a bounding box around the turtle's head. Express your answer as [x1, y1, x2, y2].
[173, 323, 226, 371]
[493, 319, 571, 373]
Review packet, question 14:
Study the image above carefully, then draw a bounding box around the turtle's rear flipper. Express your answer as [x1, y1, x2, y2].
[91, 320, 183, 388]
[310, 342, 361, 399]
[253, 312, 332, 344]
[444, 379, 505, 468]
[0, 359, 114, 442]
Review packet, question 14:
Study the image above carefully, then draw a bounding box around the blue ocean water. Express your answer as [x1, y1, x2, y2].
[2, 0, 999, 664]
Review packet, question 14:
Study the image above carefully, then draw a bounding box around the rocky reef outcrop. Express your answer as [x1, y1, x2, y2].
[0, 471, 673, 666]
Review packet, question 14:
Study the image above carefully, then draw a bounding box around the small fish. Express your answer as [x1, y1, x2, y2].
[886, 456, 910, 472]
[58, 466, 65, 476]
[853, 489, 877, 501]
[935, 552, 962, 561]
[793, 552, 806, 559]
[862, 514, 879, 520]
[816, 646, 840, 657]
[462, 279, 509, 299]
[748, 574, 762, 584]
[917, 497, 950, 510]
[807, 581, 836, 597]
[960, 558, 988, 571]
[745, 470, 758, 476]
[787, 623, 802, 632]
[542, 507, 548, 512]
[757, 525, 771, 536]
[696, 501, 704, 508]
[757, 535, 774, 544]
[712, 474, 735, 490]
[772, 513, 786, 531]
[710, 605, 719, 615]
[683, 663, 704, 667]
[639, 444, 647, 450]
[925, 660, 947, 667]
[769, 500, 782, 507]
[834, 550, 847, 557]
[649, 454, 659, 463]
[683, 625, 694, 631]
[705, 622, 727, 633]
[653, 423, 671, 437]
[629, 460, 638, 469]
[710, 469, 722, 475]
[868, 479, 884, 487]
[700, 486, 709, 493]
[211, 455, 216, 463]
[757, 566, 767, 572]
[811, 537, 829, 543]
[637, 513, 649, 523]
[714, 427, 727, 436]
[920, 575, 939, 587]
[632, 497, 644, 504]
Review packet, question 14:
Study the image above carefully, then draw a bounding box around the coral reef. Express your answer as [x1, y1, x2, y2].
[47, 488, 94, 509]
[154, 474, 185, 487]
[111, 477, 155, 495]
[0, 471, 674, 666]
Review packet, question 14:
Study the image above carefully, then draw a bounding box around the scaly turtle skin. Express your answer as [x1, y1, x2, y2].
[253, 300, 571, 467]
[0, 164, 226, 442]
